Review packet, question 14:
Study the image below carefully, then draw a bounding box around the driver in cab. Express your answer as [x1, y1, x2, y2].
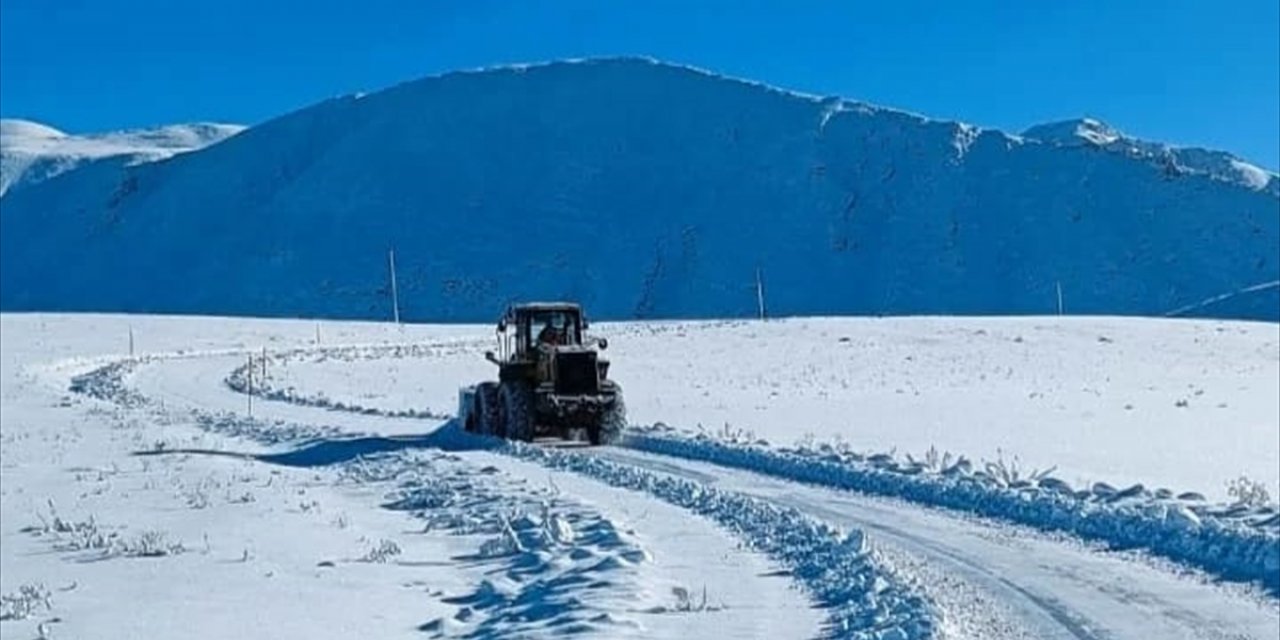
[537, 318, 562, 347]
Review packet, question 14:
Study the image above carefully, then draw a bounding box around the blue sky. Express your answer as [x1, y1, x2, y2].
[2, 0, 1277, 168]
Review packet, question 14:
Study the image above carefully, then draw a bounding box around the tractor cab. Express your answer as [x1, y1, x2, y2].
[504, 303, 586, 359]
[468, 301, 623, 445]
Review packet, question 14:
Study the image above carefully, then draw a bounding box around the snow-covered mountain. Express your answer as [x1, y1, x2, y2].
[0, 57, 1276, 321]
[0, 118, 244, 196]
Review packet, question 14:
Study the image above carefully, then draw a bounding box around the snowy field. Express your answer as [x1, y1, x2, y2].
[239, 315, 1280, 500]
[1, 312, 1277, 639]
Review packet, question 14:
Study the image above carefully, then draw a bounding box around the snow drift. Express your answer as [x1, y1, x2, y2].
[622, 425, 1280, 595]
[1, 57, 1276, 321]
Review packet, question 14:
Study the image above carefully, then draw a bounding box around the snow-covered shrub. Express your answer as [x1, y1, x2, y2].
[227, 490, 256, 504]
[117, 530, 186, 557]
[717, 422, 755, 444]
[27, 501, 116, 551]
[1226, 475, 1272, 508]
[59, 520, 115, 551]
[0, 583, 51, 620]
[359, 538, 402, 563]
[671, 585, 720, 613]
[184, 487, 211, 509]
[981, 449, 1056, 488]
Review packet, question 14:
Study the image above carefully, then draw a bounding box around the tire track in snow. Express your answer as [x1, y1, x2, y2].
[591, 446, 1085, 640]
[590, 447, 1279, 640]
[802, 500, 1104, 640]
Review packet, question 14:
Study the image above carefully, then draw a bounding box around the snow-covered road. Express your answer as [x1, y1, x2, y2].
[592, 447, 1279, 639]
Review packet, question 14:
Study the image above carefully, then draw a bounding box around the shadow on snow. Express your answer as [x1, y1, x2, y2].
[131, 420, 497, 467]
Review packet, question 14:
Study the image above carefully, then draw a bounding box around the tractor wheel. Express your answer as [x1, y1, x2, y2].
[473, 382, 500, 437]
[499, 382, 534, 442]
[591, 384, 626, 446]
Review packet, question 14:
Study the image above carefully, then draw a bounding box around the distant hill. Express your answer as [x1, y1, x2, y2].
[0, 119, 244, 196]
[1, 57, 1276, 321]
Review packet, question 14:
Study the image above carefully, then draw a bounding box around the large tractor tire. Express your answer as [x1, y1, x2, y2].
[499, 382, 535, 442]
[591, 384, 626, 446]
[471, 382, 500, 437]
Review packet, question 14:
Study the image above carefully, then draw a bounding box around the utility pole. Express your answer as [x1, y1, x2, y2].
[261, 346, 267, 380]
[246, 354, 253, 418]
[1056, 281, 1064, 316]
[128, 325, 134, 357]
[388, 248, 401, 325]
[755, 267, 767, 321]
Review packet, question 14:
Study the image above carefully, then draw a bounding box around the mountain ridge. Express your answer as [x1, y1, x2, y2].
[1, 57, 1275, 322]
[365, 57, 1278, 183]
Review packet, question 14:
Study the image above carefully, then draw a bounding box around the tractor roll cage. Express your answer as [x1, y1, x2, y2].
[494, 302, 588, 361]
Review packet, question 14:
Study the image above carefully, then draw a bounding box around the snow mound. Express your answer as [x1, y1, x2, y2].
[355, 449, 656, 638]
